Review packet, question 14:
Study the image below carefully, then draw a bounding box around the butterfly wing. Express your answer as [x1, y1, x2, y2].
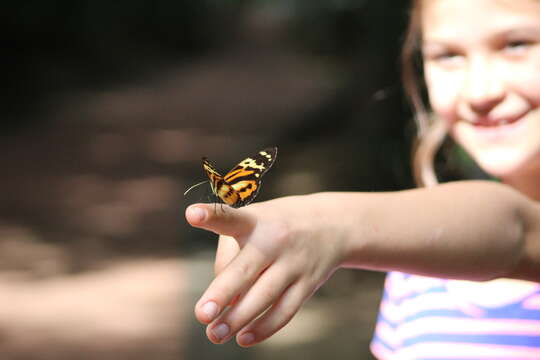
[223, 147, 277, 208]
[202, 157, 224, 198]
[201, 147, 277, 208]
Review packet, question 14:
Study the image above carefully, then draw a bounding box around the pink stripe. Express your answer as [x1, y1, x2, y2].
[406, 275, 446, 292]
[383, 272, 413, 299]
[370, 341, 393, 360]
[398, 292, 458, 317]
[455, 301, 487, 317]
[384, 273, 445, 299]
[379, 292, 459, 323]
[396, 342, 540, 359]
[374, 322, 401, 349]
[523, 294, 540, 310]
[378, 299, 402, 323]
[399, 317, 540, 339]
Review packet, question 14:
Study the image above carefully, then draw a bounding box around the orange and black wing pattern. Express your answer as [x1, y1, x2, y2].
[202, 147, 277, 208]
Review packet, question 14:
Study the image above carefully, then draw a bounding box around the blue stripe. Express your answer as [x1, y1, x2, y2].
[400, 306, 540, 322]
[375, 311, 402, 328]
[382, 293, 540, 322]
[370, 336, 396, 352]
[377, 308, 469, 326]
[419, 358, 525, 360]
[403, 333, 540, 347]
[383, 285, 447, 304]
[481, 302, 540, 320]
[403, 309, 471, 322]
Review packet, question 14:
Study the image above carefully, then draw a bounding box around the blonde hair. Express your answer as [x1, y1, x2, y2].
[401, 0, 448, 187]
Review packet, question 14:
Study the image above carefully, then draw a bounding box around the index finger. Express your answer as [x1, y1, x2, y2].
[185, 204, 256, 242]
[215, 235, 239, 275]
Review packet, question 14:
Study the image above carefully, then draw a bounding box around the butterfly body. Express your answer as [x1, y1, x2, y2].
[202, 147, 277, 208]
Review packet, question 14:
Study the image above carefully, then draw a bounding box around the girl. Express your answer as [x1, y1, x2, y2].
[186, 0, 540, 358]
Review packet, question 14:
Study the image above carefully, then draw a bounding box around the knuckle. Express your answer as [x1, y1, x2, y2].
[259, 282, 279, 300]
[214, 259, 227, 275]
[269, 221, 292, 248]
[234, 258, 259, 278]
[208, 276, 241, 302]
[207, 283, 230, 304]
[210, 266, 253, 299]
[279, 303, 297, 323]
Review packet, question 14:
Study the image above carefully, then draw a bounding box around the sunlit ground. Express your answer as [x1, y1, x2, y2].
[0, 255, 184, 359]
[0, 239, 381, 360]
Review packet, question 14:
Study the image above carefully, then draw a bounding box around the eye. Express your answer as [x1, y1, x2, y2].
[425, 51, 464, 67]
[503, 39, 533, 56]
[422, 43, 465, 68]
[435, 52, 460, 61]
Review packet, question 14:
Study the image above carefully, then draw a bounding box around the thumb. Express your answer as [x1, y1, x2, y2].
[185, 204, 256, 240]
[215, 235, 239, 275]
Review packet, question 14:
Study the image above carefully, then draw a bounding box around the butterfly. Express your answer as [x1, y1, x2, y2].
[185, 147, 277, 208]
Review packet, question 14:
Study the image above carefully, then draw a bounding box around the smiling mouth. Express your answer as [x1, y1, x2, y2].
[461, 112, 531, 142]
[470, 114, 525, 127]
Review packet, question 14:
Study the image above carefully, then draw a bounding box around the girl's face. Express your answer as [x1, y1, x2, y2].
[422, 0, 540, 179]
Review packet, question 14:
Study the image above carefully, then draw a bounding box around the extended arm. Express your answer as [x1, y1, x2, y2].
[335, 180, 540, 281]
[186, 180, 540, 347]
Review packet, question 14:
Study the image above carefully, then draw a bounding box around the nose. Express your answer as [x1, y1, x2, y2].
[463, 56, 506, 115]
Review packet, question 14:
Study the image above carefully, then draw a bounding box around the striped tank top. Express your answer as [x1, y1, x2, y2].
[371, 272, 540, 359]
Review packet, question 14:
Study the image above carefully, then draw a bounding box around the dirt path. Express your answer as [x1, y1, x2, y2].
[0, 259, 185, 359]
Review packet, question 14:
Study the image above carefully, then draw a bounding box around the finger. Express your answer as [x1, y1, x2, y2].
[205, 263, 297, 344]
[215, 235, 239, 275]
[235, 281, 310, 347]
[185, 204, 256, 240]
[216, 235, 242, 306]
[194, 241, 271, 324]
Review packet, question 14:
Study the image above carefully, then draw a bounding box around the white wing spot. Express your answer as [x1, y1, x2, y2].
[259, 151, 273, 160]
[239, 158, 266, 170]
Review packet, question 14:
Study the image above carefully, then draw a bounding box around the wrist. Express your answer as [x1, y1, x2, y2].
[302, 192, 370, 270]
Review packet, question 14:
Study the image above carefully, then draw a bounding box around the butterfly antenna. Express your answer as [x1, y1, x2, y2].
[184, 180, 209, 196]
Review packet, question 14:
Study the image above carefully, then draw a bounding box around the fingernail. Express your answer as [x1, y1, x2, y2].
[202, 301, 218, 320]
[189, 206, 206, 223]
[238, 332, 255, 346]
[211, 323, 230, 341]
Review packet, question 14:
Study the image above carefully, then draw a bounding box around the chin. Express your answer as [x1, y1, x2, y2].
[472, 147, 540, 178]
[453, 113, 540, 179]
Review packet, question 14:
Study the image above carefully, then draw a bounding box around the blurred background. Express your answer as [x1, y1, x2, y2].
[0, 0, 425, 358]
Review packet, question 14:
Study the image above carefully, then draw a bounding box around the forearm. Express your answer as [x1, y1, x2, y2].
[311, 181, 539, 281]
[188, 180, 538, 346]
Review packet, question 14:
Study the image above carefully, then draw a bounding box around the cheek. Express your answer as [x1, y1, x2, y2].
[513, 74, 540, 106]
[505, 52, 540, 106]
[424, 66, 462, 123]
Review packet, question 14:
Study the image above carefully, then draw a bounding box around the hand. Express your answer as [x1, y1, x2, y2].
[185, 195, 346, 347]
